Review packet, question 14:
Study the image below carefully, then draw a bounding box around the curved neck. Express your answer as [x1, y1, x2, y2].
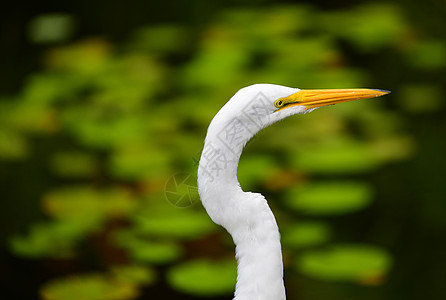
[198, 132, 286, 300]
[231, 194, 285, 300]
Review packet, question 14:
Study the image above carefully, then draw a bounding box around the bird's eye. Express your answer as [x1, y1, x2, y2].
[274, 99, 284, 108]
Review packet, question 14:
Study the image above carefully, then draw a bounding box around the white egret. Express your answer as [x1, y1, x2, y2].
[197, 84, 389, 300]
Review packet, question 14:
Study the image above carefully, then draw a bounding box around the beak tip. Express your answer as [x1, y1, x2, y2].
[373, 89, 391, 95]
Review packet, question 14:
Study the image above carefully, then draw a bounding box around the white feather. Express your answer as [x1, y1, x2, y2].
[198, 84, 309, 300]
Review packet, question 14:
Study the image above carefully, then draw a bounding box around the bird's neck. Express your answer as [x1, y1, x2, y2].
[231, 193, 286, 300]
[198, 133, 286, 300]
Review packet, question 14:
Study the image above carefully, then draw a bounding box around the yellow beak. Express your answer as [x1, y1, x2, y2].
[274, 88, 390, 111]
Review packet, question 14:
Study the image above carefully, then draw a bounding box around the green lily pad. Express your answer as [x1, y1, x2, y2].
[284, 181, 372, 215]
[41, 274, 138, 300]
[130, 241, 181, 264]
[43, 186, 135, 221]
[291, 140, 378, 174]
[238, 154, 277, 189]
[406, 40, 446, 71]
[110, 265, 156, 285]
[282, 221, 331, 248]
[0, 129, 28, 159]
[50, 152, 98, 177]
[297, 244, 392, 284]
[114, 230, 182, 264]
[109, 145, 171, 180]
[9, 221, 98, 258]
[133, 209, 216, 239]
[399, 84, 444, 112]
[167, 259, 236, 296]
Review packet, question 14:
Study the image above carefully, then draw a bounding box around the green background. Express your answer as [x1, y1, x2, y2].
[1, 0, 445, 299]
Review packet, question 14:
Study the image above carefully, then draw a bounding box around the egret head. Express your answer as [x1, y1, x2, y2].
[207, 83, 389, 143]
[198, 83, 390, 300]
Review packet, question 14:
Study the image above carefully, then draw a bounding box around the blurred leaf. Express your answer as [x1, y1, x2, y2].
[9, 221, 98, 258]
[46, 40, 110, 75]
[267, 37, 338, 72]
[167, 259, 236, 296]
[63, 110, 149, 150]
[109, 145, 171, 180]
[134, 209, 216, 239]
[0, 129, 28, 159]
[41, 274, 139, 300]
[282, 221, 331, 248]
[182, 42, 249, 90]
[23, 75, 64, 105]
[114, 230, 182, 264]
[320, 3, 408, 52]
[93, 54, 165, 105]
[297, 244, 392, 284]
[370, 136, 415, 162]
[130, 25, 191, 54]
[222, 6, 313, 39]
[284, 181, 372, 215]
[3, 97, 57, 134]
[43, 186, 135, 222]
[398, 84, 444, 112]
[129, 241, 182, 264]
[110, 265, 156, 285]
[291, 139, 379, 174]
[238, 154, 277, 188]
[406, 40, 446, 71]
[50, 152, 98, 177]
[28, 13, 75, 44]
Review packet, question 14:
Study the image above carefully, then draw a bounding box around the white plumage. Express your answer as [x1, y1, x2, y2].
[197, 84, 389, 300]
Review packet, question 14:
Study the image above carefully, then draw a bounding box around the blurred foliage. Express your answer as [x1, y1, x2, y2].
[28, 13, 76, 44]
[41, 266, 155, 300]
[282, 221, 331, 249]
[167, 259, 237, 296]
[284, 181, 373, 215]
[1, 2, 444, 300]
[297, 244, 392, 284]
